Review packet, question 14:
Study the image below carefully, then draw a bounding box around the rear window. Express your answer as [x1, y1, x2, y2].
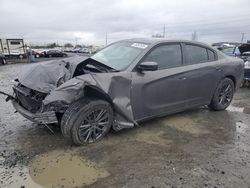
[186, 44, 208, 64]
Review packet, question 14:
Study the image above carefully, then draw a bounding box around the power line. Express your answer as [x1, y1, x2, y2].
[162, 17, 250, 27]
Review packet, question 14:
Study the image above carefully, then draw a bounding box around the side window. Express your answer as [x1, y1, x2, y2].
[143, 44, 182, 69]
[185, 44, 208, 64]
[207, 49, 216, 61]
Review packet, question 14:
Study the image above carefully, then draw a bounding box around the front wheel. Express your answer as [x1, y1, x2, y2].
[61, 98, 113, 145]
[210, 78, 234, 111]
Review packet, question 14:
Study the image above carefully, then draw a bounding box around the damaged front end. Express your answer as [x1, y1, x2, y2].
[11, 83, 59, 124]
[8, 56, 136, 131]
[8, 56, 88, 125]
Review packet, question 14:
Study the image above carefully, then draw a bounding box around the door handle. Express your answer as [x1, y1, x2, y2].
[216, 66, 222, 72]
[178, 77, 187, 80]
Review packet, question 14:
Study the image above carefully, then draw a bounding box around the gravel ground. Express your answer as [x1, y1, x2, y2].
[0, 61, 250, 188]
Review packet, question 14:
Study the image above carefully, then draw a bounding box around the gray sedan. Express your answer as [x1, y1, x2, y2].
[8, 39, 244, 145]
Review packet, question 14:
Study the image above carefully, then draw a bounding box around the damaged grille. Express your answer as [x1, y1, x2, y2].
[13, 84, 47, 113]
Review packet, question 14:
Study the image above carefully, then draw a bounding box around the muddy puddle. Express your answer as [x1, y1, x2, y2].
[134, 129, 173, 146]
[28, 150, 109, 188]
[162, 114, 210, 135]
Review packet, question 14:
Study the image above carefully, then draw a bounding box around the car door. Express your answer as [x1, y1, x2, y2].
[180, 43, 223, 106]
[131, 43, 193, 121]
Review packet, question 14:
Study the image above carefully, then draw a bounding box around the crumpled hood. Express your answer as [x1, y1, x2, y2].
[18, 56, 88, 93]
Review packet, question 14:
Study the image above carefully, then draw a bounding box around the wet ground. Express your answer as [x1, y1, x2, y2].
[0, 62, 250, 188]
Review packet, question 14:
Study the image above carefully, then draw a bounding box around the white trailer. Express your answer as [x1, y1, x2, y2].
[0, 39, 25, 58]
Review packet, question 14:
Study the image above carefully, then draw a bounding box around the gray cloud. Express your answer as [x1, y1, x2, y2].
[0, 0, 249, 45]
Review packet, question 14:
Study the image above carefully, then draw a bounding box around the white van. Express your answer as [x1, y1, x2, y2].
[0, 39, 25, 58]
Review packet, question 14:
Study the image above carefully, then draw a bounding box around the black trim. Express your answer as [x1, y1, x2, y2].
[22, 39, 25, 54]
[0, 39, 3, 53]
[6, 40, 10, 55]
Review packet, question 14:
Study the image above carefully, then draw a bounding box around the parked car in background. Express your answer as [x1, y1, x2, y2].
[22, 50, 43, 58]
[237, 43, 250, 61]
[218, 43, 250, 59]
[78, 48, 89, 54]
[0, 52, 6, 65]
[242, 60, 250, 86]
[44, 50, 67, 57]
[72, 48, 81, 53]
[63, 48, 74, 53]
[7, 39, 244, 145]
[217, 43, 250, 87]
[219, 47, 240, 57]
[236, 44, 250, 87]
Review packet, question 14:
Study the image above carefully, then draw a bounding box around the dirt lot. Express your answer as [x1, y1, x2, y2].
[0, 61, 250, 188]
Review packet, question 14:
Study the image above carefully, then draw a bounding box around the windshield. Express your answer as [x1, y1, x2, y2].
[91, 41, 147, 70]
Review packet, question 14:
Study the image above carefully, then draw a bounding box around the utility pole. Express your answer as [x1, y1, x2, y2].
[191, 31, 197, 41]
[241, 33, 245, 44]
[105, 32, 108, 46]
[75, 38, 78, 46]
[163, 24, 166, 38]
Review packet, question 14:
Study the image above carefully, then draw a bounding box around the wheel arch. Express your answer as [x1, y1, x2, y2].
[224, 75, 236, 89]
[84, 85, 113, 106]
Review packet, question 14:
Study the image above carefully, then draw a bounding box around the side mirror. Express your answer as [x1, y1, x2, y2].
[137, 61, 158, 72]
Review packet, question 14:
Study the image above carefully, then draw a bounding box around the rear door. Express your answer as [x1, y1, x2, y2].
[131, 43, 192, 120]
[180, 43, 223, 106]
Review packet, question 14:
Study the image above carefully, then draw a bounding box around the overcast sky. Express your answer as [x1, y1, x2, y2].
[0, 0, 250, 46]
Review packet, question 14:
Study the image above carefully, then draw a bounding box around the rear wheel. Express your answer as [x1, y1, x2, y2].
[61, 98, 113, 145]
[210, 78, 234, 111]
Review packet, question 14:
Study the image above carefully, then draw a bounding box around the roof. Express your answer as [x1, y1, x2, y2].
[119, 38, 213, 48]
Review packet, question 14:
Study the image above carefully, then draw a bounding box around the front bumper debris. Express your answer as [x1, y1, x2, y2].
[11, 100, 58, 124]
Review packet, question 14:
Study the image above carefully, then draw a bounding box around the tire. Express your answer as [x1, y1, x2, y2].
[210, 78, 234, 111]
[61, 98, 113, 145]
